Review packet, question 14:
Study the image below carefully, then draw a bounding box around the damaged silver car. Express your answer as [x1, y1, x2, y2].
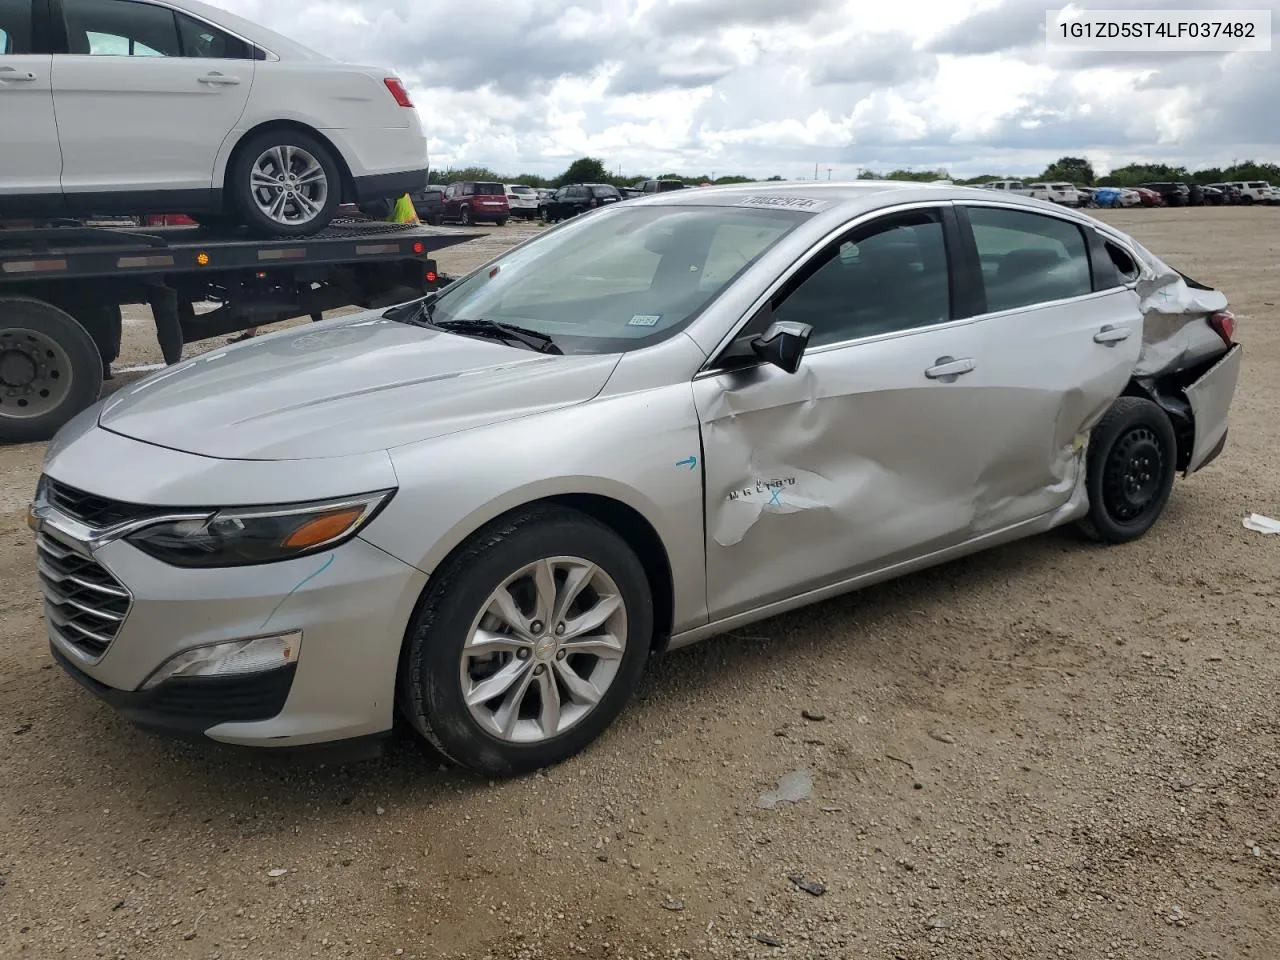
[31, 183, 1241, 776]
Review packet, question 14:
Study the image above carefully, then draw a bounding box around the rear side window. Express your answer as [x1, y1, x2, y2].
[175, 12, 252, 59]
[967, 206, 1092, 312]
[1105, 242, 1139, 282]
[0, 0, 32, 54]
[63, 0, 180, 56]
[590, 186, 620, 198]
[474, 183, 503, 196]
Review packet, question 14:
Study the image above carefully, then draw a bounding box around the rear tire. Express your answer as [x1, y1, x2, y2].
[460, 206, 474, 226]
[496, 218, 508, 227]
[0, 296, 104, 445]
[397, 505, 653, 777]
[229, 129, 342, 238]
[1077, 397, 1178, 544]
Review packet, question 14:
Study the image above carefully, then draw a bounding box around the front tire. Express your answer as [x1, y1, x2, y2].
[397, 506, 653, 777]
[230, 129, 342, 238]
[1078, 397, 1178, 544]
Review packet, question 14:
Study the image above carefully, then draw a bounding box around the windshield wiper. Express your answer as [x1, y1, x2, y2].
[431, 318, 562, 354]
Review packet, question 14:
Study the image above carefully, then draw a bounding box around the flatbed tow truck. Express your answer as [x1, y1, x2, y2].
[0, 217, 479, 444]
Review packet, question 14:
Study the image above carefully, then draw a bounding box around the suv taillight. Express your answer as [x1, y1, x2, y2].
[384, 78, 414, 108]
[1208, 310, 1235, 345]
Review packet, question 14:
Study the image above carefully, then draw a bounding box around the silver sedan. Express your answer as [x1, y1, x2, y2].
[30, 182, 1242, 776]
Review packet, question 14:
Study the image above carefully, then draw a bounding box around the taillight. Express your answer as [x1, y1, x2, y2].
[383, 78, 414, 108]
[1208, 310, 1235, 344]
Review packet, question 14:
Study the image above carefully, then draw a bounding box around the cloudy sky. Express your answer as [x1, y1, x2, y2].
[208, 0, 1279, 180]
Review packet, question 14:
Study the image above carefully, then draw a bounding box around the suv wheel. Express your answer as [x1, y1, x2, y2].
[460, 206, 474, 226]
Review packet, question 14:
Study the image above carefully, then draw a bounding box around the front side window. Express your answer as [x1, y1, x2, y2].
[424, 205, 807, 354]
[771, 211, 952, 348]
[966, 206, 1092, 313]
[0, 0, 31, 54]
[63, 0, 180, 56]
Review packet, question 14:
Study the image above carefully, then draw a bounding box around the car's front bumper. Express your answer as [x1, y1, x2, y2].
[40, 524, 429, 746]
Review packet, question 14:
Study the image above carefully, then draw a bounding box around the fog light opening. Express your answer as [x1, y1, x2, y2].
[141, 631, 302, 691]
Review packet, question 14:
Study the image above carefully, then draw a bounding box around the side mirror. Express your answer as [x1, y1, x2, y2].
[750, 320, 812, 374]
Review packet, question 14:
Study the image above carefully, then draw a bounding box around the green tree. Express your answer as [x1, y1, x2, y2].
[557, 157, 611, 186]
[1039, 156, 1095, 185]
[433, 165, 504, 184]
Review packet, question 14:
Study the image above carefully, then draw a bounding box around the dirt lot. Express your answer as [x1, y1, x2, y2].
[1, 208, 1277, 960]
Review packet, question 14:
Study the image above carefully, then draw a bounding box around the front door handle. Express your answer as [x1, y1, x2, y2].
[198, 73, 241, 85]
[1093, 324, 1131, 346]
[0, 68, 37, 82]
[925, 356, 976, 382]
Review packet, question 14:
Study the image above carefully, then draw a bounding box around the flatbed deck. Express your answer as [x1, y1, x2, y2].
[0, 218, 485, 443]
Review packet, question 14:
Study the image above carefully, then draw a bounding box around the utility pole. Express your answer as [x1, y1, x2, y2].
[814, 162, 819, 180]
[827, 167, 832, 180]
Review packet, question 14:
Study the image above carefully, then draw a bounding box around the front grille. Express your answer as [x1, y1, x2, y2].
[45, 478, 148, 528]
[37, 533, 131, 660]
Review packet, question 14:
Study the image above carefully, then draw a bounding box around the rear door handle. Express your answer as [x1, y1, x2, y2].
[0, 68, 37, 82]
[198, 73, 241, 85]
[1093, 324, 1131, 345]
[924, 356, 976, 382]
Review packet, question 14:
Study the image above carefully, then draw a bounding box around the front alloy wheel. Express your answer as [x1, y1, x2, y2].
[460, 558, 627, 743]
[398, 506, 652, 776]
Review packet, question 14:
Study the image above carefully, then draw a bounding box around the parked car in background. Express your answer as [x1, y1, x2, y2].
[504, 184, 540, 219]
[1140, 183, 1190, 206]
[1075, 187, 1097, 208]
[1028, 183, 1082, 206]
[1226, 181, 1275, 204]
[442, 181, 509, 225]
[536, 188, 556, 202]
[32, 183, 1241, 776]
[1133, 187, 1163, 207]
[1206, 183, 1243, 204]
[539, 183, 623, 222]
[410, 185, 445, 225]
[639, 179, 686, 194]
[1200, 186, 1225, 205]
[0, 0, 428, 237]
[980, 180, 1034, 196]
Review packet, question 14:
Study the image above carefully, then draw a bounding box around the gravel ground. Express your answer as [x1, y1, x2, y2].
[1, 208, 1277, 960]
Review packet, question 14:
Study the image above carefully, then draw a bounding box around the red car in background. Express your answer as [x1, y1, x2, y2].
[1133, 187, 1164, 207]
[442, 181, 510, 226]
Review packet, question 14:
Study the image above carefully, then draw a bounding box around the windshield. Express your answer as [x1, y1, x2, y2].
[425, 205, 808, 354]
[475, 182, 503, 196]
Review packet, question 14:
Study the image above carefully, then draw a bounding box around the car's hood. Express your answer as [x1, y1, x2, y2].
[98, 313, 621, 461]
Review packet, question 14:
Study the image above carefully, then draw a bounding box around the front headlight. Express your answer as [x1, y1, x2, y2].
[126, 490, 394, 568]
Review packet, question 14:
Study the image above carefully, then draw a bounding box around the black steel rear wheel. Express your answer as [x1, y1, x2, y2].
[1078, 397, 1178, 544]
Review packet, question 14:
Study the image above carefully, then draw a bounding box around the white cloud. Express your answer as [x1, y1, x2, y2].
[206, 0, 1280, 179]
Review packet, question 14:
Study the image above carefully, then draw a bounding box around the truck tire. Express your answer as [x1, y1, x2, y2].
[0, 296, 104, 445]
[229, 129, 342, 238]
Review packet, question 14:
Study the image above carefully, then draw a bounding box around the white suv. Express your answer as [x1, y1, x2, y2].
[0, 0, 427, 236]
[1028, 182, 1082, 206]
[1227, 181, 1276, 204]
[504, 184, 540, 219]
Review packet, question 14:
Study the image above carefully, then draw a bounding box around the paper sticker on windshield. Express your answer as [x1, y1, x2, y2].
[629, 314, 662, 327]
[735, 195, 832, 212]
